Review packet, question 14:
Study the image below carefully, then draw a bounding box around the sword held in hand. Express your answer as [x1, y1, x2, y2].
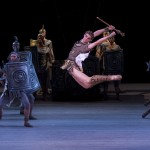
[96, 17, 125, 37]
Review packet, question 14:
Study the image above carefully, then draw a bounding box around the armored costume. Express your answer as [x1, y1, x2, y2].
[37, 25, 55, 96]
[61, 41, 92, 71]
[60, 28, 122, 90]
[96, 35, 123, 100]
[0, 36, 40, 127]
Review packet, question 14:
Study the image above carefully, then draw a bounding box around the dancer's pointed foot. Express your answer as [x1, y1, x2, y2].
[109, 75, 122, 81]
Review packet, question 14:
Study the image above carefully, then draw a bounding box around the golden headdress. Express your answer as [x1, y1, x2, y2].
[39, 24, 46, 34]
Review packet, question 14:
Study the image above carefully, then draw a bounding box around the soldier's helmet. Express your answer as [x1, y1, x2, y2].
[12, 36, 20, 52]
[7, 36, 20, 61]
[39, 24, 46, 34]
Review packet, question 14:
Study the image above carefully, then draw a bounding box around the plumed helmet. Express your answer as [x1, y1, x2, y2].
[7, 36, 20, 61]
[12, 36, 20, 52]
[39, 24, 46, 34]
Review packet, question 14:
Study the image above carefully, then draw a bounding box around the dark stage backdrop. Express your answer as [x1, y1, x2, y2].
[0, 0, 148, 83]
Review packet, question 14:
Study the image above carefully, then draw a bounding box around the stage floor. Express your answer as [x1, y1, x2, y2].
[0, 83, 150, 150]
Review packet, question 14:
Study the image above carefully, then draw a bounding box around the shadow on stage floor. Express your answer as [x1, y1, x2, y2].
[0, 83, 150, 150]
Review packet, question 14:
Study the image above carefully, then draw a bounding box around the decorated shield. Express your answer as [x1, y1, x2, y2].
[103, 50, 124, 75]
[26, 63, 41, 93]
[24, 46, 40, 70]
[6, 51, 41, 93]
[19, 51, 32, 64]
